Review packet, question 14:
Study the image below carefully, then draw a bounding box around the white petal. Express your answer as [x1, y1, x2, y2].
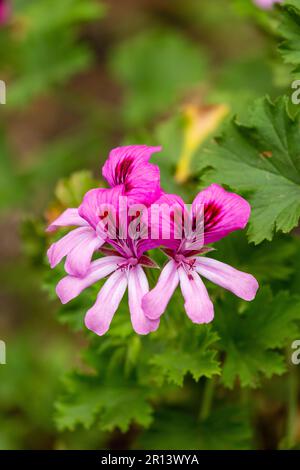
[142, 260, 179, 320]
[128, 266, 159, 335]
[56, 256, 124, 304]
[195, 257, 259, 301]
[178, 267, 214, 324]
[84, 270, 127, 336]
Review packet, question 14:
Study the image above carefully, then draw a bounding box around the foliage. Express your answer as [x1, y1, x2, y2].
[199, 97, 300, 244]
[278, 0, 300, 70]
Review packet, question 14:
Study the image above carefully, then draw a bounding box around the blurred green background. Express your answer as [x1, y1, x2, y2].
[0, 0, 299, 450]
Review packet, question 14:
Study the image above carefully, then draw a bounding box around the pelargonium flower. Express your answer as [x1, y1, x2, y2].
[142, 184, 259, 325]
[56, 193, 160, 335]
[47, 144, 259, 336]
[47, 145, 161, 277]
[253, 0, 281, 9]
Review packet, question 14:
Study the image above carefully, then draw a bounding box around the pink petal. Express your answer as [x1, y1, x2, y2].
[128, 266, 160, 334]
[84, 270, 128, 336]
[148, 192, 186, 251]
[64, 232, 104, 277]
[178, 267, 214, 324]
[56, 256, 123, 304]
[78, 186, 123, 230]
[142, 260, 179, 320]
[46, 208, 88, 233]
[192, 184, 251, 244]
[195, 256, 259, 301]
[102, 145, 162, 205]
[47, 226, 98, 270]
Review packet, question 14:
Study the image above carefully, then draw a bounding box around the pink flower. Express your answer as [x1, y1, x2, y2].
[0, 0, 9, 25]
[47, 145, 162, 277]
[56, 236, 160, 336]
[142, 184, 259, 325]
[102, 145, 162, 205]
[48, 175, 162, 335]
[253, 0, 281, 9]
[47, 143, 259, 336]
[46, 206, 105, 277]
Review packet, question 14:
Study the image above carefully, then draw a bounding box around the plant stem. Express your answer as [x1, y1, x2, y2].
[199, 377, 216, 422]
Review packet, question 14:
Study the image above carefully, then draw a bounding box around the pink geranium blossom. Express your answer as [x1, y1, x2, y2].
[47, 144, 259, 336]
[142, 184, 259, 325]
[56, 201, 160, 335]
[47, 145, 162, 277]
[253, 0, 281, 9]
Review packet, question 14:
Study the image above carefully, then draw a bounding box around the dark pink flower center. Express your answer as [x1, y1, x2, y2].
[117, 256, 139, 272]
[174, 253, 196, 273]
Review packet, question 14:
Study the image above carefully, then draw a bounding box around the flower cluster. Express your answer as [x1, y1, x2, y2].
[47, 145, 259, 336]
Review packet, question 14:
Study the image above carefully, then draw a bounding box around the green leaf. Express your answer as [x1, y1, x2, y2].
[278, 0, 300, 68]
[137, 405, 252, 450]
[215, 287, 300, 388]
[199, 96, 300, 244]
[54, 170, 99, 208]
[55, 372, 153, 433]
[150, 326, 220, 386]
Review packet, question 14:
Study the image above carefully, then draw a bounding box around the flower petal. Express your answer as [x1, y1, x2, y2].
[147, 192, 185, 252]
[192, 184, 251, 244]
[142, 260, 179, 320]
[47, 226, 97, 269]
[46, 208, 88, 232]
[178, 267, 214, 324]
[84, 270, 128, 336]
[64, 232, 104, 277]
[56, 256, 123, 304]
[128, 266, 160, 334]
[78, 186, 124, 230]
[102, 145, 162, 205]
[195, 256, 259, 301]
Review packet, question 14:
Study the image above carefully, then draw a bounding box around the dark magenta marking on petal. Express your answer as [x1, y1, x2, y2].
[203, 202, 222, 232]
[114, 157, 134, 185]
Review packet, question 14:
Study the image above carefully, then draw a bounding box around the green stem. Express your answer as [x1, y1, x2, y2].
[199, 377, 216, 422]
